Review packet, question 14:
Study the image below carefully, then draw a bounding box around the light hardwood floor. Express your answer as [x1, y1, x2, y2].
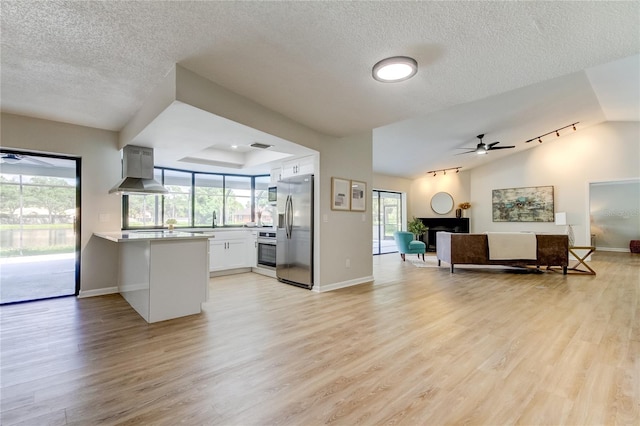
[1, 252, 638, 425]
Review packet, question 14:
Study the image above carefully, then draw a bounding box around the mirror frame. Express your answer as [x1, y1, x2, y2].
[431, 192, 454, 215]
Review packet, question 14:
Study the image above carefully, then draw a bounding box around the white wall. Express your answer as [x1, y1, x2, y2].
[408, 170, 471, 219]
[373, 173, 412, 194]
[468, 121, 640, 245]
[319, 132, 374, 290]
[375, 170, 473, 230]
[1, 113, 122, 294]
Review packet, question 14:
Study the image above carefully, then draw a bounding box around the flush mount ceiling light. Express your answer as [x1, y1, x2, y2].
[372, 56, 418, 82]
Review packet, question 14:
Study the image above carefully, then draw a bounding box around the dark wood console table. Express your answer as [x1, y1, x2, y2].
[418, 217, 469, 251]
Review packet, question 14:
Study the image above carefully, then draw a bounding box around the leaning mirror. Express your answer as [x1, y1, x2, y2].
[431, 192, 454, 215]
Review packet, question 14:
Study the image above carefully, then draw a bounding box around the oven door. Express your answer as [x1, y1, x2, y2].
[257, 240, 276, 268]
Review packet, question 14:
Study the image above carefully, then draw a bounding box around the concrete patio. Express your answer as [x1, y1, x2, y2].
[0, 253, 76, 304]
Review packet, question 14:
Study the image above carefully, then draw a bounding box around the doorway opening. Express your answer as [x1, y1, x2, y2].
[0, 150, 80, 304]
[372, 190, 405, 255]
[589, 178, 640, 252]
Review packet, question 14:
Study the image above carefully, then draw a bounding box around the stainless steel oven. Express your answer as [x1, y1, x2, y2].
[257, 231, 276, 268]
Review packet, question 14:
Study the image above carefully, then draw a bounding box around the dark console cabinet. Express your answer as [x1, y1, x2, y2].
[418, 217, 469, 251]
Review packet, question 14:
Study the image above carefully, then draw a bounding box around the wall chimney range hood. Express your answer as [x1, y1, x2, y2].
[109, 145, 168, 195]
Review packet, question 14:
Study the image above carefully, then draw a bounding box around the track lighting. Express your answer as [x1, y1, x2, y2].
[525, 122, 579, 144]
[427, 167, 462, 176]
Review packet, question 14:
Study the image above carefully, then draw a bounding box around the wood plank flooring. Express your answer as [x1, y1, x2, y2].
[1, 252, 638, 425]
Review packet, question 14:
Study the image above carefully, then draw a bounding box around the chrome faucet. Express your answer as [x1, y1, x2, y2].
[212, 211, 217, 228]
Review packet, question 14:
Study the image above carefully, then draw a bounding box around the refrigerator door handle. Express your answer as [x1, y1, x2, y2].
[284, 194, 290, 239]
[286, 195, 293, 239]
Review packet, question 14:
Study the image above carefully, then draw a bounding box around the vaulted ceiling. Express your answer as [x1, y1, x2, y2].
[1, 1, 639, 177]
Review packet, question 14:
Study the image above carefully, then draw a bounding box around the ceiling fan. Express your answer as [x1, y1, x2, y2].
[456, 134, 515, 155]
[1, 153, 52, 166]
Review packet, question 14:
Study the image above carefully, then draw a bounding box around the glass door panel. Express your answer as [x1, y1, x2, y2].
[0, 151, 79, 304]
[372, 190, 403, 255]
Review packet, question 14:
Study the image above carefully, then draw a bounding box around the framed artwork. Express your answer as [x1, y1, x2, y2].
[350, 180, 366, 211]
[492, 185, 554, 222]
[331, 177, 350, 211]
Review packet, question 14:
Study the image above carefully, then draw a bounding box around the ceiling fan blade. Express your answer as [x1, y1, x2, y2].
[455, 147, 477, 150]
[487, 141, 501, 148]
[488, 145, 515, 150]
[455, 150, 477, 155]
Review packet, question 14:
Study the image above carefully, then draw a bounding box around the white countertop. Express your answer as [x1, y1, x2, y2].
[94, 230, 213, 243]
[94, 226, 274, 243]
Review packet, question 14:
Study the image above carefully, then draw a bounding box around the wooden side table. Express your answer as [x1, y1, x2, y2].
[567, 246, 596, 275]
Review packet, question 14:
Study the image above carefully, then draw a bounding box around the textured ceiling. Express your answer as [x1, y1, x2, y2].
[1, 1, 639, 177]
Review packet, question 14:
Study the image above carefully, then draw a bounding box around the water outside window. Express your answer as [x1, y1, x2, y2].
[0, 152, 79, 304]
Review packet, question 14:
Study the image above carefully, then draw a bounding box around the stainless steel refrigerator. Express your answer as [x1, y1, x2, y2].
[276, 174, 313, 289]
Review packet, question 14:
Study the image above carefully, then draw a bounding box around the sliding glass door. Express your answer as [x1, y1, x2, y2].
[372, 190, 403, 255]
[0, 150, 80, 304]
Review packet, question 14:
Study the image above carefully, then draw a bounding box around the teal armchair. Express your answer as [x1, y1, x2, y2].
[394, 231, 426, 261]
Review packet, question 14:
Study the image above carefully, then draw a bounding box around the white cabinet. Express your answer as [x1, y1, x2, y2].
[270, 168, 282, 186]
[116, 238, 209, 323]
[248, 231, 258, 267]
[209, 231, 254, 272]
[281, 155, 314, 179]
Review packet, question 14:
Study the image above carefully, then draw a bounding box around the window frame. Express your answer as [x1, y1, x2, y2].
[122, 166, 269, 230]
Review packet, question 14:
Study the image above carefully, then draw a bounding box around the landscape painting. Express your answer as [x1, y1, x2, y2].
[492, 186, 554, 222]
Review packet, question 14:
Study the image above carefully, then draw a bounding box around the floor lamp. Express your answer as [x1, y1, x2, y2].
[555, 212, 575, 247]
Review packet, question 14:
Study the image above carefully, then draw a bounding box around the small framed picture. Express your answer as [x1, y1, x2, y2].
[331, 177, 350, 211]
[350, 180, 366, 211]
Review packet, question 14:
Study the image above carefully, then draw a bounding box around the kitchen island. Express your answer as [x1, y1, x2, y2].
[94, 230, 211, 323]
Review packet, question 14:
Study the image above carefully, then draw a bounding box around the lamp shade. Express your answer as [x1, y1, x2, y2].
[555, 212, 567, 226]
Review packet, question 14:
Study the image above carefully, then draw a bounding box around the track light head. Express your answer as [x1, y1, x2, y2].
[538, 138, 542, 144]
[428, 167, 461, 176]
[573, 124, 576, 131]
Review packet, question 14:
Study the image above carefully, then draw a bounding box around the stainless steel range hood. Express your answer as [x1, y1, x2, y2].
[109, 145, 168, 195]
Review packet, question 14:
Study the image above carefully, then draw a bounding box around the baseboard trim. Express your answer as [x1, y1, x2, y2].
[78, 287, 119, 298]
[210, 267, 252, 278]
[595, 247, 630, 253]
[316, 275, 375, 293]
